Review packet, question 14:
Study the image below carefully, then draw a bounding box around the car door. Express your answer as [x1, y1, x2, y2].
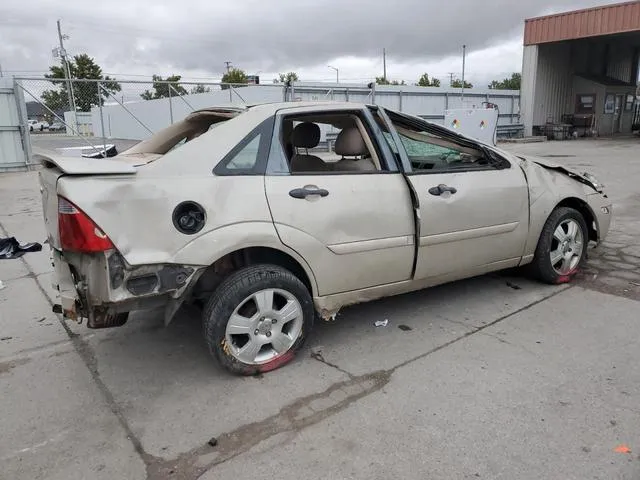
[264, 106, 416, 296]
[378, 108, 529, 280]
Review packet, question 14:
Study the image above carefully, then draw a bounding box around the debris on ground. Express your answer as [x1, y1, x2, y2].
[613, 444, 631, 454]
[0, 336, 13, 341]
[398, 324, 413, 331]
[0, 237, 42, 259]
[0, 280, 5, 290]
[374, 319, 389, 327]
[207, 437, 218, 447]
[506, 281, 522, 290]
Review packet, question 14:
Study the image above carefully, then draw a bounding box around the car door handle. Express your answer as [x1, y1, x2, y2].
[289, 187, 330, 199]
[428, 184, 457, 196]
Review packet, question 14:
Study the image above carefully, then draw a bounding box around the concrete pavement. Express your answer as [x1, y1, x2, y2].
[1, 138, 639, 479]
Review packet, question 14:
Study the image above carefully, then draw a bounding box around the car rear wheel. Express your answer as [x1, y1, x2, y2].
[530, 207, 588, 284]
[203, 264, 314, 376]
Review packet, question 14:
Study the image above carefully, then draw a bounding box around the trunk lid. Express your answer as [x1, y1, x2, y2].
[38, 154, 137, 249]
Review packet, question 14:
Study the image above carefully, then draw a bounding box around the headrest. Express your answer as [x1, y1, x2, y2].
[291, 122, 321, 148]
[335, 127, 368, 156]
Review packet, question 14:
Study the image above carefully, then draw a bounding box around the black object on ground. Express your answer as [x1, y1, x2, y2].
[0, 237, 42, 259]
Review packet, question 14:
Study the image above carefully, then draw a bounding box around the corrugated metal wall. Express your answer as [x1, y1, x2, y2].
[533, 43, 573, 125]
[0, 80, 28, 171]
[525, 1, 640, 45]
[570, 38, 635, 83]
[606, 43, 634, 82]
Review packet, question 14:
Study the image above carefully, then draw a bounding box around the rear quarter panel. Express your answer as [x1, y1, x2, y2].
[57, 175, 274, 265]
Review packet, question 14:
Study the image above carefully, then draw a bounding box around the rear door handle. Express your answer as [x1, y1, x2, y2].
[289, 186, 330, 199]
[428, 184, 457, 196]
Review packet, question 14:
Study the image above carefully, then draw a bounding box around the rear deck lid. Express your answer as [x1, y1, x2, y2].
[41, 154, 137, 175]
[38, 154, 136, 249]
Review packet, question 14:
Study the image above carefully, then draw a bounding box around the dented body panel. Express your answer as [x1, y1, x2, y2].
[38, 102, 612, 328]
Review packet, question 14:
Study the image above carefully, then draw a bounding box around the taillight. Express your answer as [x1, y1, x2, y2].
[58, 196, 114, 252]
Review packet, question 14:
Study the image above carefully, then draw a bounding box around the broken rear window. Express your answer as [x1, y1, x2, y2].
[120, 109, 241, 158]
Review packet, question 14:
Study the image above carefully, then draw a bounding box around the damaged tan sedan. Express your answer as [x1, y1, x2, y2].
[39, 102, 612, 375]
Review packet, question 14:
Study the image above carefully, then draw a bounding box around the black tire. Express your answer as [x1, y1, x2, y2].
[530, 207, 588, 284]
[29, 126, 33, 132]
[203, 264, 314, 376]
[40, 125, 44, 131]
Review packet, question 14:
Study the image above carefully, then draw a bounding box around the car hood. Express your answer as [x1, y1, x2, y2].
[518, 155, 603, 193]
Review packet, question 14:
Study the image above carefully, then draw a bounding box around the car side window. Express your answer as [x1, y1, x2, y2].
[390, 122, 495, 173]
[226, 134, 261, 170]
[213, 117, 274, 176]
[269, 111, 389, 175]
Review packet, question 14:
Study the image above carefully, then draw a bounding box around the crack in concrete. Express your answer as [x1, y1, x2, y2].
[309, 349, 355, 379]
[145, 371, 391, 480]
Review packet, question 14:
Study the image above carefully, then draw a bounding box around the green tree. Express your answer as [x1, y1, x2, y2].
[488, 72, 521, 90]
[451, 78, 473, 88]
[375, 76, 406, 85]
[190, 84, 211, 94]
[221, 68, 248, 90]
[273, 72, 299, 84]
[42, 54, 121, 113]
[140, 75, 187, 100]
[416, 73, 441, 87]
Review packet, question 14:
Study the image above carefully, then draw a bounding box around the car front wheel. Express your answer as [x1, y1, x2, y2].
[531, 207, 588, 284]
[203, 264, 314, 375]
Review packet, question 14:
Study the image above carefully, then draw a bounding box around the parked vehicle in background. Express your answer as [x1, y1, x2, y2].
[38, 102, 612, 376]
[48, 122, 65, 132]
[28, 119, 49, 132]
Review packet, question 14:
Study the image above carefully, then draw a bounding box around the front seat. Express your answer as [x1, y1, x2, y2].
[332, 127, 376, 172]
[290, 122, 331, 173]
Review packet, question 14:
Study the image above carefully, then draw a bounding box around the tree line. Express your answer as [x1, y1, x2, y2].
[40, 53, 521, 114]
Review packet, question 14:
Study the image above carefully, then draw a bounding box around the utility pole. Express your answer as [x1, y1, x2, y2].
[57, 19, 77, 117]
[224, 61, 232, 73]
[461, 44, 467, 103]
[0, 63, 3, 78]
[448, 72, 455, 87]
[383, 48, 387, 82]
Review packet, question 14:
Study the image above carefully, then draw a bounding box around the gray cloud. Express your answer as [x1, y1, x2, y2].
[1, 0, 623, 78]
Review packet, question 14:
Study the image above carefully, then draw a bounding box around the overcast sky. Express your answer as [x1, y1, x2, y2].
[1, 0, 624, 87]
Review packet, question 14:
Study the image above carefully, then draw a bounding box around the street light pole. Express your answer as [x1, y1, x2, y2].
[328, 65, 339, 83]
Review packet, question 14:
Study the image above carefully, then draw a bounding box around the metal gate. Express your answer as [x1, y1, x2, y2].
[0, 79, 30, 171]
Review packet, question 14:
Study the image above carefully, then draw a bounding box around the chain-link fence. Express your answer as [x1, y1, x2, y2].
[14, 76, 520, 159]
[15, 77, 290, 158]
